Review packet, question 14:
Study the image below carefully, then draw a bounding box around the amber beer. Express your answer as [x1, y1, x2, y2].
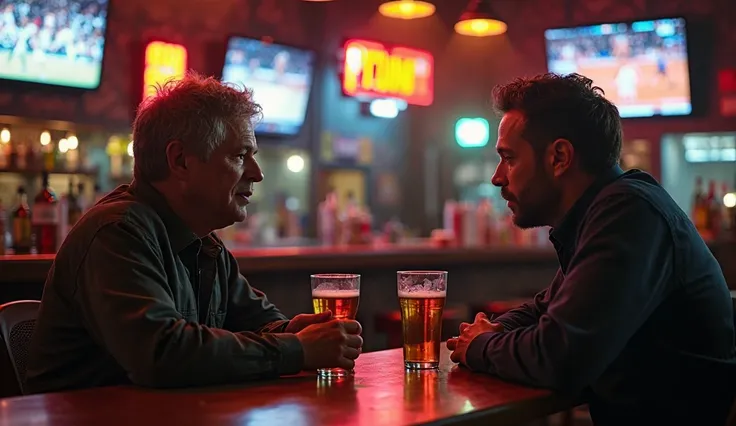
[310, 273, 361, 377]
[311, 289, 360, 320]
[399, 290, 446, 369]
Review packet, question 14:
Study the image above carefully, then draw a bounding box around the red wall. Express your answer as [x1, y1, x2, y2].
[1, 0, 733, 135]
[487, 0, 736, 179]
[0, 0, 322, 128]
[0, 0, 733, 233]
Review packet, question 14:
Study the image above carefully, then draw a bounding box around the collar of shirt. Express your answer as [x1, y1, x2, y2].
[128, 179, 223, 255]
[548, 165, 626, 267]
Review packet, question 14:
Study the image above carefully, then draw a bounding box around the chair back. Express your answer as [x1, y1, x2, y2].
[0, 300, 41, 396]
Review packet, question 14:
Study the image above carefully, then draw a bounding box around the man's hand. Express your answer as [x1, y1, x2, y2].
[296, 319, 363, 370]
[285, 311, 333, 333]
[447, 312, 504, 366]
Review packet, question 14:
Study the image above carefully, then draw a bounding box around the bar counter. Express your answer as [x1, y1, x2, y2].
[2, 241, 734, 352]
[0, 243, 560, 283]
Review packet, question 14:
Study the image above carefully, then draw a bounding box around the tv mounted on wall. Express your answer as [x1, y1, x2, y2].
[0, 0, 109, 90]
[221, 36, 316, 137]
[544, 17, 692, 118]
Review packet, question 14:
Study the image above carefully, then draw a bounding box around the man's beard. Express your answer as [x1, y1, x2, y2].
[505, 168, 561, 229]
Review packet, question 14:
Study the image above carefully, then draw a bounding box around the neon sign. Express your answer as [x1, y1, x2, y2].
[342, 39, 434, 107]
[142, 41, 188, 101]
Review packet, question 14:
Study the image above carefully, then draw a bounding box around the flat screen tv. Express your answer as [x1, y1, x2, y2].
[221, 36, 316, 137]
[544, 18, 692, 118]
[0, 0, 109, 90]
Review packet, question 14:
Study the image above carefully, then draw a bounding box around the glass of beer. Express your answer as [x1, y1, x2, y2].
[311, 273, 361, 377]
[397, 271, 447, 370]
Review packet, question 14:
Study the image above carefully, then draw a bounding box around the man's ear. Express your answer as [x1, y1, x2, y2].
[547, 138, 574, 178]
[164, 140, 188, 180]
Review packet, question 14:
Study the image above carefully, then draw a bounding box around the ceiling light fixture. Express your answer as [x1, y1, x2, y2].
[455, 0, 507, 37]
[379, 0, 435, 20]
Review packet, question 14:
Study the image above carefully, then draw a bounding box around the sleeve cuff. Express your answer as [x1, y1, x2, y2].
[260, 319, 290, 333]
[272, 333, 304, 375]
[465, 331, 500, 372]
[494, 319, 515, 332]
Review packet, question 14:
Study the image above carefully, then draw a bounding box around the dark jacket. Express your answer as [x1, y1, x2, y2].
[26, 180, 303, 394]
[466, 167, 736, 425]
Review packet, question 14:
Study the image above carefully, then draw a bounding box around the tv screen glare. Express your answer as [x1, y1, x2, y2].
[221, 36, 316, 137]
[0, 0, 108, 89]
[544, 18, 692, 118]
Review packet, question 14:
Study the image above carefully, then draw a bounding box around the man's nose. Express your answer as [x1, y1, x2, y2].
[491, 165, 506, 187]
[246, 158, 264, 183]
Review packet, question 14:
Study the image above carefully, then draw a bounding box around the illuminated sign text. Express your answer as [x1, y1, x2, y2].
[342, 39, 433, 106]
[143, 41, 188, 101]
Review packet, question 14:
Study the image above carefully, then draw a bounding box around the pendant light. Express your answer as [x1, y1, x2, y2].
[455, 0, 507, 37]
[379, 0, 436, 20]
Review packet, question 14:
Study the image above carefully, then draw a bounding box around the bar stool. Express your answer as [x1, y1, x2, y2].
[373, 305, 470, 350]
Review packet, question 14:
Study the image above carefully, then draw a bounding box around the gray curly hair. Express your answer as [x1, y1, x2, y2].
[132, 71, 262, 182]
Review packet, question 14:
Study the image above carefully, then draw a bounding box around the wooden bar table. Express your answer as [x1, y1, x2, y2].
[0, 347, 579, 426]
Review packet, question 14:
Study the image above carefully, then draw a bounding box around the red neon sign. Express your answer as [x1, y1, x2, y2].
[342, 39, 434, 107]
[142, 41, 188, 101]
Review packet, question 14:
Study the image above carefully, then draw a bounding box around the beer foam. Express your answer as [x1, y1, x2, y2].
[398, 290, 447, 298]
[312, 289, 360, 298]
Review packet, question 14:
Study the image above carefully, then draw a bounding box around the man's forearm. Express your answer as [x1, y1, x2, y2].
[79, 222, 304, 388]
[494, 304, 543, 331]
[258, 319, 290, 334]
[492, 281, 558, 331]
[78, 286, 305, 388]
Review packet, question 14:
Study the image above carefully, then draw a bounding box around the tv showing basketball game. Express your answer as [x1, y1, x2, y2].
[544, 18, 692, 118]
[221, 36, 316, 137]
[0, 0, 108, 90]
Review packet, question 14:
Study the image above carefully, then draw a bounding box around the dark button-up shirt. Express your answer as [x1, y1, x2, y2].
[466, 167, 736, 424]
[26, 180, 303, 394]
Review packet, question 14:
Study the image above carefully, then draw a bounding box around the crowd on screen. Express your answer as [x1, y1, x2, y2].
[0, 0, 106, 62]
[225, 40, 312, 77]
[547, 30, 687, 62]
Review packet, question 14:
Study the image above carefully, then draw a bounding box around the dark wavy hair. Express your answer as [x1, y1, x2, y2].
[492, 73, 622, 174]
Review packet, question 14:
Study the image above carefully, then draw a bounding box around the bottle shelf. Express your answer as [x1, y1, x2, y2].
[0, 166, 98, 177]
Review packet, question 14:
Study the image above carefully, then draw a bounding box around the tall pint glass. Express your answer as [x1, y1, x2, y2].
[311, 273, 361, 377]
[397, 271, 447, 370]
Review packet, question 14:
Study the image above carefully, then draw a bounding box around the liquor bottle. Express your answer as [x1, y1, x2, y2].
[0, 138, 8, 169]
[691, 176, 709, 236]
[76, 182, 88, 213]
[720, 182, 732, 234]
[0, 198, 6, 255]
[15, 142, 27, 170]
[93, 182, 104, 205]
[67, 178, 83, 228]
[42, 142, 56, 172]
[32, 171, 60, 254]
[8, 140, 19, 169]
[12, 186, 32, 255]
[705, 180, 719, 240]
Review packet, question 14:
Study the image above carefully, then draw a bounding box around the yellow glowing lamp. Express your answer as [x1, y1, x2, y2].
[455, 17, 507, 37]
[455, 0, 507, 37]
[379, 0, 435, 20]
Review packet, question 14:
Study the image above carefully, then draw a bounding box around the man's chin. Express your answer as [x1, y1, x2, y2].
[511, 212, 543, 230]
[225, 205, 248, 224]
[233, 209, 248, 223]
